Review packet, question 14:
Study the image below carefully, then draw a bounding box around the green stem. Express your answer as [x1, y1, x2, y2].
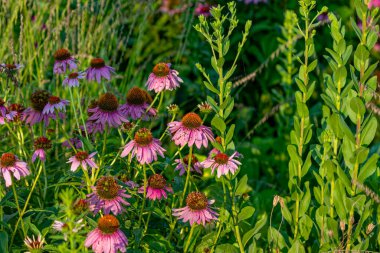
[181, 146, 193, 206]
[184, 225, 196, 253]
[138, 165, 147, 228]
[68, 88, 81, 132]
[227, 181, 244, 252]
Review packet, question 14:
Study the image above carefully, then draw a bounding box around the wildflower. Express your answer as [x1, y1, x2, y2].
[52, 219, 84, 241]
[88, 93, 128, 128]
[85, 57, 115, 83]
[62, 72, 86, 88]
[146, 63, 183, 93]
[138, 174, 173, 200]
[317, 12, 329, 23]
[23, 90, 56, 126]
[8, 103, 25, 122]
[195, 3, 212, 17]
[202, 152, 241, 178]
[121, 128, 166, 164]
[0, 99, 16, 124]
[85, 120, 105, 134]
[87, 176, 131, 215]
[85, 215, 128, 253]
[121, 122, 135, 132]
[0, 63, 23, 72]
[369, 0, 380, 8]
[32, 136, 52, 162]
[167, 104, 179, 115]
[174, 154, 203, 176]
[42, 95, 69, 114]
[120, 86, 157, 120]
[198, 102, 212, 114]
[208, 136, 223, 158]
[62, 137, 83, 149]
[168, 112, 214, 148]
[117, 174, 139, 189]
[24, 234, 45, 253]
[0, 153, 30, 187]
[73, 198, 89, 214]
[53, 48, 77, 74]
[243, 0, 268, 4]
[160, 0, 187, 15]
[67, 151, 98, 172]
[172, 192, 218, 226]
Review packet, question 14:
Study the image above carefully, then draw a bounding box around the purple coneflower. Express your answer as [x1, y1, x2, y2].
[172, 192, 218, 226]
[0, 153, 30, 187]
[8, 103, 25, 123]
[202, 152, 241, 178]
[160, 0, 187, 15]
[52, 219, 84, 241]
[85, 215, 128, 253]
[53, 48, 77, 74]
[168, 112, 214, 149]
[121, 128, 165, 164]
[67, 151, 98, 172]
[369, 0, 380, 8]
[138, 174, 173, 200]
[87, 176, 131, 215]
[62, 72, 85, 88]
[62, 137, 83, 149]
[120, 86, 157, 120]
[174, 154, 203, 176]
[32, 136, 52, 162]
[88, 93, 128, 128]
[0, 99, 16, 124]
[195, 3, 212, 16]
[118, 174, 139, 189]
[0, 63, 23, 72]
[146, 63, 183, 93]
[24, 234, 45, 253]
[86, 58, 115, 83]
[42, 95, 69, 114]
[23, 90, 56, 126]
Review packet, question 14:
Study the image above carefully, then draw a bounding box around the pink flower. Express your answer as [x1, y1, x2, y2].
[369, 0, 380, 8]
[8, 103, 25, 123]
[138, 174, 173, 200]
[120, 87, 157, 121]
[62, 72, 85, 88]
[85, 215, 128, 253]
[0, 99, 16, 124]
[174, 154, 203, 176]
[67, 151, 98, 172]
[52, 219, 84, 241]
[62, 137, 83, 149]
[160, 0, 188, 15]
[88, 93, 128, 128]
[42, 96, 69, 114]
[24, 234, 45, 252]
[85, 58, 115, 83]
[0, 153, 30, 187]
[87, 176, 131, 215]
[32, 136, 52, 162]
[202, 152, 241, 178]
[173, 192, 218, 226]
[146, 63, 183, 93]
[23, 90, 56, 126]
[121, 128, 165, 164]
[195, 3, 212, 17]
[168, 112, 214, 149]
[53, 49, 77, 74]
[85, 120, 105, 134]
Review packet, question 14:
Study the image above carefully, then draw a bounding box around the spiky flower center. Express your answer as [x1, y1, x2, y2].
[126, 87, 146, 105]
[9, 103, 25, 113]
[98, 93, 119, 112]
[183, 154, 198, 166]
[148, 174, 166, 189]
[31, 90, 51, 111]
[152, 63, 170, 77]
[5, 64, 16, 70]
[73, 198, 88, 214]
[54, 48, 71, 61]
[90, 58, 105, 69]
[214, 153, 229, 165]
[1, 153, 16, 167]
[96, 176, 120, 200]
[181, 112, 202, 129]
[34, 137, 52, 150]
[98, 215, 119, 234]
[75, 151, 89, 161]
[48, 96, 61, 104]
[186, 192, 208, 210]
[69, 72, 79, 79]
[134, 128, 153, 146]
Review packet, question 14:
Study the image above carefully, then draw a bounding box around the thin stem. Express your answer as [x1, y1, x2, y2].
[138, 165, 147, 228]
[184, 225, 196, 253]
[180, 146, 193, 206]
[227, 181, 245, 252]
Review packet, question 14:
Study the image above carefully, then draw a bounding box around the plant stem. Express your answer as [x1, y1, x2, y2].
[138, 164, 147, 228]
[181, 146, 193, 206]
[227, 181, 244, 252]
[184, 225, 196, 253]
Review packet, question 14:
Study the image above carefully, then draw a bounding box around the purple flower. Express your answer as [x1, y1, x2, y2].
[0, 63, 23, 72]
[62, 137, 83, 149]
[0, 153, 30, 187]
[202, 152, 241, 178]
[87, 176, 131, 215]
[168, 112, 214, 149]
[174, 154, 203, 176]
[85, 215, 128, 253]
[32, 136, 52, 163]
[146, 63, 183, 93]
[85, 58, 115, 83]
[243, 0, 268, 4]
[138, 174, 173, 200]
[53, 49, 77, 74]
[42, 96, 69, 114]
[173, 192, 218, 226]
[121, 128, 166, 164]
[0, 100, 16, 124]
[195, 3, 212, 17]
[119, 86, 157, 121]
[88, 93, 128, 128]
[23, 90, 56, 126]
[160, 0, 188, 15]
[62, 72, 86, 88]
[67, 151, 98, 172]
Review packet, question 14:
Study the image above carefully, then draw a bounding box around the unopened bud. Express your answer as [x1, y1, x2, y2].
[328, 230, 334, 238]
[366, 223, 375, 235]
[273, 195, 280, 207]
[340, 220, 345, 232]
[198, 102, 212, 114]
[167, 104, 179, 115]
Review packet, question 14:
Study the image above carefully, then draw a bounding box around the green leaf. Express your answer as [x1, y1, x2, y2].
[215, 244, 239, 253]
[358, 154, 379, 182]
[211, 115, 226, 134]
[267, 227, 287, 249]
[238, 206, 255, 222]
[361, 116, 378, 145]
[203, 81, 219, 94]
[0, 231, 8, 253]
[299, 215, 313, 240]
[235, 175, 248, 196]
[299, 182, 310, 216]
[242, 213, 267, 247]
[350, 97, 366, 117]
[289, 240, 305, 253]
[225, 124, 235, 145]
[307, 59, 318, 73]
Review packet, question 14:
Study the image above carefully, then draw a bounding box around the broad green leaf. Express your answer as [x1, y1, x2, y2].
[238, 206, 255, 222]
[211, 115, 226, 134]
[358, 154, 379, 182]
[235, 175, 248, 196]
[242, 213, 267, 247]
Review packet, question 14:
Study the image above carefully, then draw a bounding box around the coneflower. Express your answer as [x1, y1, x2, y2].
[0, 153, 30, 187]
[67, 151, 98, 172]
[119, 86, 157, 120]
[138, 174, 173, 200]
[85, 58, 115, 83]
[32, 136, 52, 162]
[53, 48, 77, 74]
[62, 72, 86, 88]
[146, 63, 183, 93]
